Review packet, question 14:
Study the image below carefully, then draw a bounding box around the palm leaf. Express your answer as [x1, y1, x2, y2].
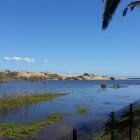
[123, 0, 140, 16]
[102, 0, 121, 30]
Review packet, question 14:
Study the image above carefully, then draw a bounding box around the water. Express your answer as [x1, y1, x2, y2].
[0, 80, 140, 139]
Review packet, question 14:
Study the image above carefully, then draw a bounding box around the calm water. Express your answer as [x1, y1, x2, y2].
[0, 80, 140, 139]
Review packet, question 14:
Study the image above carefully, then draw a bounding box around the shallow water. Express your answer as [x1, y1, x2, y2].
[0, 80, 140, 139]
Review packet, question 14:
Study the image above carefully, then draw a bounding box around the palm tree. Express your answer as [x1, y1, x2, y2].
[102, 0, 140, 30]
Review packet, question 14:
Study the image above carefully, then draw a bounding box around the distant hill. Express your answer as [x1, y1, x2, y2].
[0, 70, 128, 82]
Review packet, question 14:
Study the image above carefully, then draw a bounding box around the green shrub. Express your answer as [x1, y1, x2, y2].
[101, 83, 107, 88]
[110, 77, 115, 80]
[83, 73, 90, 76]
[112, 85, 128, 89]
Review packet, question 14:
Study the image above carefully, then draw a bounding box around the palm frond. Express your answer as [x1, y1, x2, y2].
[102, 0, 121, 30]
[123, 0, 140, 16]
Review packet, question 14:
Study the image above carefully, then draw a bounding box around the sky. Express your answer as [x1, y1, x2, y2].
[0, 0, 140, 77]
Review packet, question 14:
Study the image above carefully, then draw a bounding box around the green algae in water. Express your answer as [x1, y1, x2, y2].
[0, 93, 68, 109]
[76, 105, 90, 115]
[0, 113, 63, 139]
[109, 85, 128, 89]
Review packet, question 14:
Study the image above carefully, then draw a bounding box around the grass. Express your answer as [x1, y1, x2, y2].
[76, 105, 90, 114]
[0, 113, 63, 139]
[0, 93, 68, 108]
[109, 85, 128, 89]
[93, 133, 111, 140]
[93, 107, 140, 140]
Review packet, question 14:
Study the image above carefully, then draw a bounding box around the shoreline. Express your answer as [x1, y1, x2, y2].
[0, 70, 128, 82]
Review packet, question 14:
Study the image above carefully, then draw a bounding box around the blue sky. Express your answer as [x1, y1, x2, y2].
[0, 0, 140, 77]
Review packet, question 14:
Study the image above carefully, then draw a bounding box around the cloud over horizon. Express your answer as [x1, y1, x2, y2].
[3, 56, 36, 63]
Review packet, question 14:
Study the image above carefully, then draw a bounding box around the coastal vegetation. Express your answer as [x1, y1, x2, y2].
[76, 105, 90, 114]
[0, 113, 63, 139]
[110, 77, 115, 80]
[0, 93, 68, 109]
[101, 83, 107, 89]
[94, 107, 140, 140]
[0, 70, 127, 82]
[0, 71, 18, 82]
[109, 85, 128, 89]
[100, 84, 128, 90]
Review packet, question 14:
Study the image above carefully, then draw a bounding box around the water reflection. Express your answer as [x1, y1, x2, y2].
[0, 104, 38, 122]
[0, 81, 140, 124]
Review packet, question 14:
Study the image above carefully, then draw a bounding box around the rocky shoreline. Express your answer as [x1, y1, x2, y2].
[0, 70, 128, 82]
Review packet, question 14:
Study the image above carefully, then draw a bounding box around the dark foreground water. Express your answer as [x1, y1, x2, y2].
[0, 80, 140, 139]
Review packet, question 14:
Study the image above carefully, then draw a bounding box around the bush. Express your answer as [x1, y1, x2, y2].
[101, 83, 107, 88]
[112, 85, 127, 89]
[83, 73, 90, 76]
[110, 77, 115, 80]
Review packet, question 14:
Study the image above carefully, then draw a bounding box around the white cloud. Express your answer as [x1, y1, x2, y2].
[3, 57, 11, 60]
[3, 56, 36, 63]
[44, 59, 48, 63]
[23, 57, 36, 63]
